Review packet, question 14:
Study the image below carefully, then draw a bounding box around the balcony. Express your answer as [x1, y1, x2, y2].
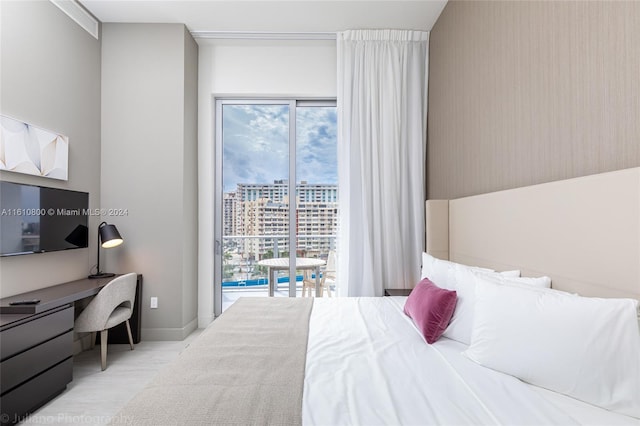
[222, 234, 335, 299]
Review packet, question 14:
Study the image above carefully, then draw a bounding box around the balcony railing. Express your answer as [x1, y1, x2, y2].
[222, 234, 336, 290]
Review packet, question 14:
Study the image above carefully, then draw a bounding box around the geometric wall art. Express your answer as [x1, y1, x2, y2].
[0, 115, 69, 180]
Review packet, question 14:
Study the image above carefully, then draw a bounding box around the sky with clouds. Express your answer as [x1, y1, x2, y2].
[222, 104, 337, 192]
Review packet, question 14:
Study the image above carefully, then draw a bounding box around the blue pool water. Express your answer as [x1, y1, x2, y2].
[222, 274, 317, 287]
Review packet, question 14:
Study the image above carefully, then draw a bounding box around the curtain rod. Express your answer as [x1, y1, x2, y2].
[191, 31, 337, 41]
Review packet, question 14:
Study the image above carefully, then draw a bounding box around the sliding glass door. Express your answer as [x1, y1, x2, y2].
[215, 99, 336, 314]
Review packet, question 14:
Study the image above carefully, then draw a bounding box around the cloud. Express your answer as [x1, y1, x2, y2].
[222, 104, 337, 192]
[222, 105, 289, 191]
[296, 106, 337, 185]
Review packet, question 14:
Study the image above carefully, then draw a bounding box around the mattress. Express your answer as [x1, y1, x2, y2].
[303, 296, 640, 426]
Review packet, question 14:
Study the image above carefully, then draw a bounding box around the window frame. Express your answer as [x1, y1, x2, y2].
[214, 98, 337, 316]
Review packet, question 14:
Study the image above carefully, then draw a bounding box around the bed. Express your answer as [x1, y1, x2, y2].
[111, 168, 640, 426]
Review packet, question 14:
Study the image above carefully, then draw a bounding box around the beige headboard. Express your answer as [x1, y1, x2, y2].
[426, 167, 640, 301]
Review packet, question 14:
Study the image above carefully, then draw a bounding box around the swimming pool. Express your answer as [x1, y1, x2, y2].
[222, 274, 318, 287]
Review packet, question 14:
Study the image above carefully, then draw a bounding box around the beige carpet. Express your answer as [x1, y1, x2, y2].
[110, 297, 313, 426]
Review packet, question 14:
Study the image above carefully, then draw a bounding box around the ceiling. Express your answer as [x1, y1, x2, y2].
[79, 1, 448, 37]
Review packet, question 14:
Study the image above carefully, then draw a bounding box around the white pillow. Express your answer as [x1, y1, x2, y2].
[482, 271, 551, 289]
[464, 277, 640, 419]
[442, 267, 550, 345]
[420, 252, 494, 289]
[421, 252, 455, 288]
[499, 269, 521, 278]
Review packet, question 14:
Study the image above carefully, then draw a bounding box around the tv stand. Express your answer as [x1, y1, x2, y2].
[0, 274, 142, 424]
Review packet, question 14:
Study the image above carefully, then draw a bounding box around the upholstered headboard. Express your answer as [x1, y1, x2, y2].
[426, 167, 640, 301]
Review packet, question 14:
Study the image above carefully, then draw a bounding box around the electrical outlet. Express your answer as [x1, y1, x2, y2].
[150, 297, 158, 309]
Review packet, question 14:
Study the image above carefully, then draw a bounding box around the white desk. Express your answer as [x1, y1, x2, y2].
[257, 257, 325, 297]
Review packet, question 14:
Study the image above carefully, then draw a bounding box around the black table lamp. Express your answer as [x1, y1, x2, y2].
[64, 224, 88, 248]
[88, 222, 123, 279]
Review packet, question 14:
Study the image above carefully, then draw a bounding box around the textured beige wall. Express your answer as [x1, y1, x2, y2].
[428, 0, 640, 199]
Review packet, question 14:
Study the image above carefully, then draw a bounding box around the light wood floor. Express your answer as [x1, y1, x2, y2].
[20, 330, 203, 425]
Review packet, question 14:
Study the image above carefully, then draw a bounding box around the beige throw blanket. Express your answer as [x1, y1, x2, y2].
[110, 297, 314, 426]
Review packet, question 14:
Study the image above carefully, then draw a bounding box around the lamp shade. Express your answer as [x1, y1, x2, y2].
[89, 222, 124, 279]
[64, 224, 89, 247]
[99, 223, 123, 248]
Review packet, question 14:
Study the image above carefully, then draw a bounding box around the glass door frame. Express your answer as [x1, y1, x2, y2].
[214, 98, 336, 316]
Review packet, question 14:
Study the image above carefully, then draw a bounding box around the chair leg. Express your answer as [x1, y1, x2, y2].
[125, 319, 135, 350]
[100, 330, 108, 371]
[90, 332, 97, 349]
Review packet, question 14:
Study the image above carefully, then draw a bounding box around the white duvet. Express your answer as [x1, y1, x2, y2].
[303, 296, 639, 426]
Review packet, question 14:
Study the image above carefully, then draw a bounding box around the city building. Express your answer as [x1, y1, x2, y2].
[224, 181, 338, 260]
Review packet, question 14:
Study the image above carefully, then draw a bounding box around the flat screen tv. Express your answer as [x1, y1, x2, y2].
[0, 181, 89, 256]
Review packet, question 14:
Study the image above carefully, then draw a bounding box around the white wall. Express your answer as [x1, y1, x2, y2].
[182, 27, 199, 328]
[197, 39, 337, 326]
[102, 24, 199, 340]
[202, 40, 337, 96]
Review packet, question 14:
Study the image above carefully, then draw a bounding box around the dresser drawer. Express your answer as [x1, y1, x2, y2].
[0, 357, 72, 425]
[0, 330, 72, 394]
[0, 306, 73, 361]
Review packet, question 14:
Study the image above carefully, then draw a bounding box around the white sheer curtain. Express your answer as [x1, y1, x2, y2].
[336, 29, 429, 297]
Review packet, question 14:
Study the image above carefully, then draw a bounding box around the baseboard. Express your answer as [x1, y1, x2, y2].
[73, 332, 96, 355]
[182, 317, 198, 339]
[73, 334, 92, 355]
[198, 314, 214, 328]
[141, 317, 199, 341]
[73, 320, 200, 344]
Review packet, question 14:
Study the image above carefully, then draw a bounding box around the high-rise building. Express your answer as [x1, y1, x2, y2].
[241, 197, 289, 259]
[225, 181, 337, 259]
[236, 180, 289, 203]
[223, 192, 236, 236]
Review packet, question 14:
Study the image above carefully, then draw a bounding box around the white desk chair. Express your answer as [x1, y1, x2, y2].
[75, 273, 137, 370]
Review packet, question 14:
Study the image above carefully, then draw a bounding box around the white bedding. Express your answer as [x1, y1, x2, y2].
[303, 296, 640, 426]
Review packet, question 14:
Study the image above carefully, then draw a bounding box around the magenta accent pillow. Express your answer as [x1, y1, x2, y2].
[404, 278, 458, 344]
